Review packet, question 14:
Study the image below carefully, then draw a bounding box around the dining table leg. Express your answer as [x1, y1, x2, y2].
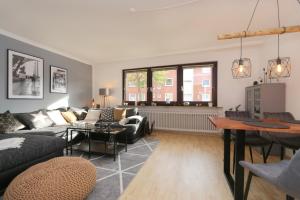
[234, 130, 245, 200]
[224, 129, 234, 193]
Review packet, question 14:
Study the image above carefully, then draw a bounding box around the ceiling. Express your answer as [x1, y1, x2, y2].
[0, 0, 299, 64]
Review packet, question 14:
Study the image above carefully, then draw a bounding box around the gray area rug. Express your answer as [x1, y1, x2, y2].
[0, 137, 159, 200]
[71, 137, 159, 200]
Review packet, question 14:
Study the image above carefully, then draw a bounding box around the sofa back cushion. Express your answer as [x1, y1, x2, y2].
[47, 110, 69, 126]
[84, 109, 101, 121]
[0, 111, 26, 133]
[14, 110, 54, 129]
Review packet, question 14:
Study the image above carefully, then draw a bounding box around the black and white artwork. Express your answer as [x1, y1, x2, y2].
[50, 66, 68, 93]
[8, 50, 44, 99]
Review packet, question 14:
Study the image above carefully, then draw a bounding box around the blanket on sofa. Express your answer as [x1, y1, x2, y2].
[0, 138, 25, 151]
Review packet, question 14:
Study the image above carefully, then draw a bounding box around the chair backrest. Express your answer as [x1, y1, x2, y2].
[277, 150, 300, 199]
[263, 112, 295, 121]
[225, 111, 250, 118]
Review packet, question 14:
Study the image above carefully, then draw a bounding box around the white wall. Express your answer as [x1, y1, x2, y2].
[93, 44, 265, 111]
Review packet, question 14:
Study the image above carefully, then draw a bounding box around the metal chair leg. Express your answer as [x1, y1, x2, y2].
[281, 146, 285, 160]
[286, 195, 295, 200]
[293, 149, 296, 155]
[262, 146, 267, 163]
[233, 145, 236, 174]
[265, 142, 273, 161]
[249, 146, 254, 163]
[244, 172, 253, 200]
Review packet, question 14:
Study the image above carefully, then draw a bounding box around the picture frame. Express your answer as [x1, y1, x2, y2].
[50, 65, 68, 94]
[7, 49, 44, 99]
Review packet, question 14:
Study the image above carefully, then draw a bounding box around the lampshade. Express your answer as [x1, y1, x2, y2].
[231, 58, 252, 79]
[99, 88, 110, 96]
[267, 57, 291, 79]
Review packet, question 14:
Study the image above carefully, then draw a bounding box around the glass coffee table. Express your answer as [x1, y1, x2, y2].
[65, 122, 127, 161]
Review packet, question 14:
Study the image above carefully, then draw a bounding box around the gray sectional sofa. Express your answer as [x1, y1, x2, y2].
[0, 106, 147, 193]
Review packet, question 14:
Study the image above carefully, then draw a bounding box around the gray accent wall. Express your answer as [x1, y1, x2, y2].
[0, 34, 92, 113]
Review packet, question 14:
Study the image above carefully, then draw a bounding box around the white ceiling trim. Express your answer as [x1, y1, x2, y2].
[0, 28, 92, 65]
[95, 40, 265, 65]
[130, 0, 200, 12]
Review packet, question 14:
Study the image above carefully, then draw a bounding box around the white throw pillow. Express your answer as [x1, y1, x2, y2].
[47, 110, 69, 125]
[84, 109, 101, 121]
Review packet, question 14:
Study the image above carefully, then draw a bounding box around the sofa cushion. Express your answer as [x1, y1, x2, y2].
[14, 110, 54, 130]
[125, 108, 138, 118]
[100, 108, 114, 122]
[61, 111, 77, 123]
[0, 111, 25, 133]
[14, 126, 68, 137]
[47, 110, 69, 126]
[114, 108, 126, 121]
[85, 109, 101, 121]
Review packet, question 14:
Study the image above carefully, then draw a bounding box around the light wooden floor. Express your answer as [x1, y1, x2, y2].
[120, 131, 286, 200]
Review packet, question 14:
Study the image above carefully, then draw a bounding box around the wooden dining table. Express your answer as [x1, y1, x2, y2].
[209, 117, 300, 200]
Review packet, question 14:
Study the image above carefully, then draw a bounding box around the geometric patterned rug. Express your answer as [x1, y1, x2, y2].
[0, 137, 159, 200]
[71, 137, 159, 200]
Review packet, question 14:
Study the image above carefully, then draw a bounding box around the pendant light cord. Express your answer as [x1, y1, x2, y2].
[277, 0, 281, 58]
[246, 0, 261, 32]
[240, 0, 261, 59]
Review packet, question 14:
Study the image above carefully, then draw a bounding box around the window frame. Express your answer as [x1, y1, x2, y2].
[122, 61, 218, 106]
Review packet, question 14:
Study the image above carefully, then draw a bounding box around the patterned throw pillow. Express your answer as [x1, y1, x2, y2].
[0, 111, 25, 133]
[100, 108, 114, 122]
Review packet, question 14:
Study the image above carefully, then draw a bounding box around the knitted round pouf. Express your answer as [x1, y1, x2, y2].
[4, 157, 96, 200]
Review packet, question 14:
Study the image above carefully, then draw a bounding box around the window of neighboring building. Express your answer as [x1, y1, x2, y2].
[124, 70, 147, 102]
[165, 93, 173, 102]
[165, 78, 173, 86]
[202, 80, 210, 88]
[202, 93, 211, 101]
[152, 68, 177, 102]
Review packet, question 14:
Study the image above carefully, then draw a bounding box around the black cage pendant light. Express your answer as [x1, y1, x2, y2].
[232, 37, 252, 79]
[267, 0, 291, 79]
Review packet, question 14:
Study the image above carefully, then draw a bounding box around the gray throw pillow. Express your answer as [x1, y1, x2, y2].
[0, 111, 26, 133]
[15, 110, 54, 129]
[100, 108, 114, 122]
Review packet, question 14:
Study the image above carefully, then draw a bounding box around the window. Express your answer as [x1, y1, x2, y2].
[152, 68, 177, 102]
[124, 70, 147, 102]
[123, 62, 217, 106]
[165, 78, 173, 86]
[183, 66, 213, 102]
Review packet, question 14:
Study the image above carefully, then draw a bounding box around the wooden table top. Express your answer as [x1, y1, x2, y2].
[209, 117, 300, 135]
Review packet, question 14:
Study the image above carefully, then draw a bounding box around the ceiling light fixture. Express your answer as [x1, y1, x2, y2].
[219, 0, 300, 80]
[267, 0, 291, 79]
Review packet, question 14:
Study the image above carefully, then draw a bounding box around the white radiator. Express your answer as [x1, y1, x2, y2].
[138, 106, 223, 133]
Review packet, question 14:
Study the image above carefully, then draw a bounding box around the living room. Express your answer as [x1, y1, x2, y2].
[0, 0, 300, 200]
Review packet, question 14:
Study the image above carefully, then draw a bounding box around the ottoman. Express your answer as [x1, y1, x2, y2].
[4, 157, 96, 200]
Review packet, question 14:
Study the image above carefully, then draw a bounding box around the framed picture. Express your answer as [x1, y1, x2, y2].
[7, 50, 44, 99]
[50, 66, 68, 93]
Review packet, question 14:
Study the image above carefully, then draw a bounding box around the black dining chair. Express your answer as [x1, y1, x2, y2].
[225, 111, 271, 173]
[262, 112, 300, 160]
